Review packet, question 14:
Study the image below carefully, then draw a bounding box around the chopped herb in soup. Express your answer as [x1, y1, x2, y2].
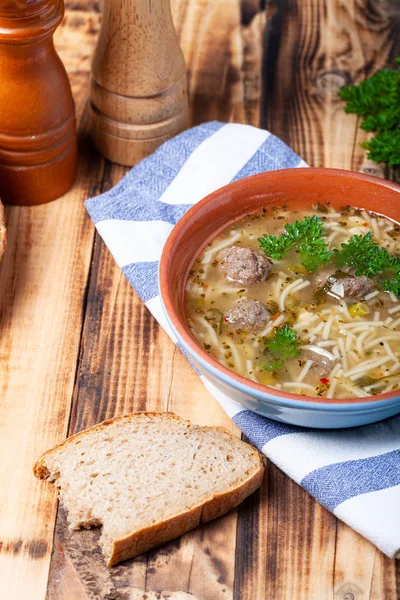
[184, 204, 400, 399]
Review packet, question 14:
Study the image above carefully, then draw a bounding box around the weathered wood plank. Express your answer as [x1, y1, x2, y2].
[333, 524, 400, 600]
[35, 0, 400, 599]
[46, 0, 266, 597]
[0, 4, 102, 598]
[172, 0, 266, 126]
[0, 43, 102, 600]
[264, 0, 398, 170]
[235, 461, 337, 600]
[47, 192, 241, 600]
[253, 1, 400, 599]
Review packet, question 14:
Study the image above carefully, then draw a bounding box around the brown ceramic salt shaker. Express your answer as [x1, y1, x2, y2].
[0, 0, 78, 206]
[89, 0, 188, 166]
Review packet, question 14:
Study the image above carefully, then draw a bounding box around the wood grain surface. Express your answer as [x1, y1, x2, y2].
[90, 0, 188, 165]
[0, 0, 399, 599]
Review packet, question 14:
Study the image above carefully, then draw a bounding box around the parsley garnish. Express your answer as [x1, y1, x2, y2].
[261, 325, 301, 371]
[338, 58, 400, 166]
[334, 232, 400, 295]
[258, 215, 332, 272]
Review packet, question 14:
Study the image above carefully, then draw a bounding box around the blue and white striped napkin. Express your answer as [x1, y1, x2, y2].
[86, 122, 400, 559]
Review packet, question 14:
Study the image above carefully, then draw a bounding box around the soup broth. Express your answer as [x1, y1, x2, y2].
[184, 203, 400, 399]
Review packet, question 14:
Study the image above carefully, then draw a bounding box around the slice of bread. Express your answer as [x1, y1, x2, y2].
[34, 412, 264, 566]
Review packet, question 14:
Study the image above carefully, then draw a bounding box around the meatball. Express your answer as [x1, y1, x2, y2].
[303, 347, 336, 378]
[340, 275, 375, 300]
[224, 300, 272, 332]
[319, 270, 375, 300]
[220, 246, 271, 285]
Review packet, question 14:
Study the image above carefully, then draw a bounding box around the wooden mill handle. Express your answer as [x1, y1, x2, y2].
[90, 0, 188, 166]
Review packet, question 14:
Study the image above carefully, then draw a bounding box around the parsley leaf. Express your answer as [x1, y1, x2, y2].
[361, 129, 400, 167]
[261, 325, 301, 372]
[258, 215, 332, 272]
[338, 58, 400, 166]
[333, 231, 400, 295]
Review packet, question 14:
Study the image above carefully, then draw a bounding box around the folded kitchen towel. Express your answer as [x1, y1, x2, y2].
[85, 121, 400, 559]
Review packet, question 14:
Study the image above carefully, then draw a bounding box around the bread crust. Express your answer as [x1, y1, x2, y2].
[34, 411, 265, 566]
[109, 458, 264, 566]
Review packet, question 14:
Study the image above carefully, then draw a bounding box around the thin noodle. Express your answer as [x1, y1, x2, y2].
[384, 341, 397, 362]
[322, 315, 334, 340]
[341, 381, 369, 398]
[293, 315, 318, 331]
[279, 279, 309, 311]
[345, 355, 392, 378]
[391, 317, 400, 330]
[356, 330, 373, 355]
[382, 383, 394, 393]
[348, 325, 386, 335]
[273, 276, 285, 301]
[338, 338, 348, 371]
[246, 359, 257, 381]
[309, 321, 325, 335]
[327, 378, 339, 398]
[326, 364, 342, 398]
[361, 210, 372, 225]
[297, 360, 314, 383]
[328, 363, 342, 379]
[201, 254, 212, 264]
[365, 335, 400, 351]
[340, 301, 352, 321]
[258, 313, 286, 337]
[193, 316, 219, 346]
[202, 232, 242, 258]
[365, 290, 380, 301]
[389, 362, 400, 375]
[327, 231, 340, 244]
[341, 320, 384, 329]
[323, 212, 343, 218]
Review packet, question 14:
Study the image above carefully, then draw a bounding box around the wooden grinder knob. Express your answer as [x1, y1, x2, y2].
[90, 0, 188, 166]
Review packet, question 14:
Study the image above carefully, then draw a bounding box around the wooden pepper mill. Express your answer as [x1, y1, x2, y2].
[90, 0, 188, 166]
[0, 0, 77, 206]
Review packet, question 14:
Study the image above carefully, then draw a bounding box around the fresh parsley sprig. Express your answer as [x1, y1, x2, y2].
[261, 325, 301, 372]
[258, 215, 333, 272]
[360, 129, 400, 166]
[334, 231, 400, 295]
[338, 58, 400, 166]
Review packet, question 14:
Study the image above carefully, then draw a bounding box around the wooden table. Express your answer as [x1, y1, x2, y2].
[1, 1, 399, 598]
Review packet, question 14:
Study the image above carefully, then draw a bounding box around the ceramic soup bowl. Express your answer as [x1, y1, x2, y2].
[159, 168, 400, 428]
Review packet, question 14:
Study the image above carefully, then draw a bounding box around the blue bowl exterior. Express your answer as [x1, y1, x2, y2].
[161, 297, 400, 429]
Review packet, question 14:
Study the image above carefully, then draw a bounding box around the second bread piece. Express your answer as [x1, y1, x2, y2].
[34, 412, 264, 566]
